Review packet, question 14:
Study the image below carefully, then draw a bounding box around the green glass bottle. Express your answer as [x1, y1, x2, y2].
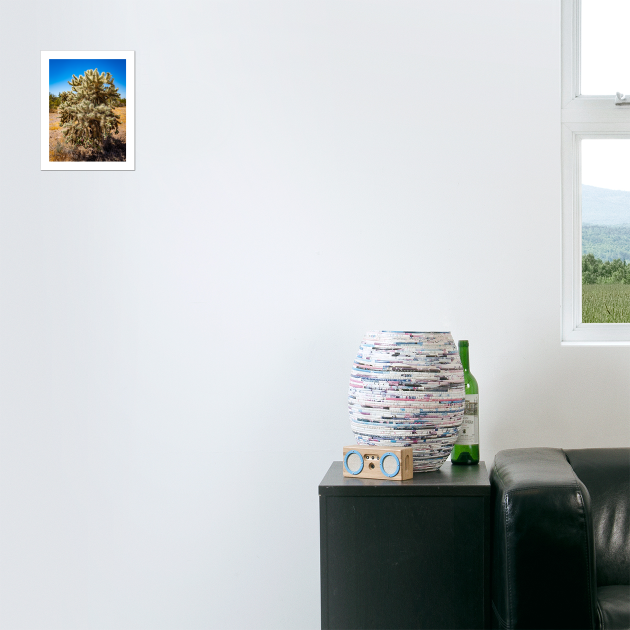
[451, 340, 479, 465]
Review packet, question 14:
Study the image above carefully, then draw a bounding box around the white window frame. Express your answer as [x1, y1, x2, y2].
[561, 0, 630, 344]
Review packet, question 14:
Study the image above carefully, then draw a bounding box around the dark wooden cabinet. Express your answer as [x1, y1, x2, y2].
[319, 461, 490, 630]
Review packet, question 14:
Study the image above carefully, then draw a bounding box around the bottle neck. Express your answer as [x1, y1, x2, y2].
[459, 345, 470, 372]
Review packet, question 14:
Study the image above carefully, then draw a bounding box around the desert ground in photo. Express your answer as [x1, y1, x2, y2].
[49, 107, 127, 162]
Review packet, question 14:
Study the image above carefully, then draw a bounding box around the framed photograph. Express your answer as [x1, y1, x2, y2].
[41, 50, 135, 170]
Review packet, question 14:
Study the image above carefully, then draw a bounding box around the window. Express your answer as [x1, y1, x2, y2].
[561, 0, 630, 344]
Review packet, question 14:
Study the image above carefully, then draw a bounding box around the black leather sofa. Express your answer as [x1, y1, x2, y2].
[490, 448, 630, 630]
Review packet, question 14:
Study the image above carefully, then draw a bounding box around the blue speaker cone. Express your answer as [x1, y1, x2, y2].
[344, 450, 364, 475]
[380, 452, 400, 477]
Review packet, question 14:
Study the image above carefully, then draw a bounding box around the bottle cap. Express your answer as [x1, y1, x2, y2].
[458, 340, 469, 347]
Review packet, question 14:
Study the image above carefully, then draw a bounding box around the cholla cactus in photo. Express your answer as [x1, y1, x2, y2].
[58, 69, 121, 148]
[57, 91, 73, 124]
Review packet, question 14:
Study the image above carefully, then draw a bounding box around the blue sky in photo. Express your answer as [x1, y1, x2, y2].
[49, 58, 126, 98]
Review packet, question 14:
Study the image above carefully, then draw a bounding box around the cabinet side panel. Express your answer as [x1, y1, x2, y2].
[320, 495, 328, 630]
[484, 495, 492, 629]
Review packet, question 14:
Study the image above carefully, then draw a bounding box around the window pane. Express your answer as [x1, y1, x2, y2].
[581, 0, 630, 96]
[582, 139, 630, 322]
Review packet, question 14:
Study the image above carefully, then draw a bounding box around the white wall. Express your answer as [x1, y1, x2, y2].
[1, 1, 628, 628]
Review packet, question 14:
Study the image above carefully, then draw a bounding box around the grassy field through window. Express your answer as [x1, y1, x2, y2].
[582, 284, 630, 323]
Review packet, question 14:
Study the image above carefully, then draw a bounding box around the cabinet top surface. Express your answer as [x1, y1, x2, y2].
[319, 461, 490, 497]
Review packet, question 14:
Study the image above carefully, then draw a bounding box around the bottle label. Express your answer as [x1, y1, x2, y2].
[456, 394, 478, 445]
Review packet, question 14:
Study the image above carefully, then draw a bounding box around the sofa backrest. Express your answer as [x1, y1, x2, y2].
[564, 448, 630, 587]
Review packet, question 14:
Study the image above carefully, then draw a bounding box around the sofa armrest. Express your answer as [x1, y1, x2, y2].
[490, 448, 598, 630]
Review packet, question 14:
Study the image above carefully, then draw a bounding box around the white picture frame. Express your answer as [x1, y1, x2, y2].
[41, 50, 135, 171]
